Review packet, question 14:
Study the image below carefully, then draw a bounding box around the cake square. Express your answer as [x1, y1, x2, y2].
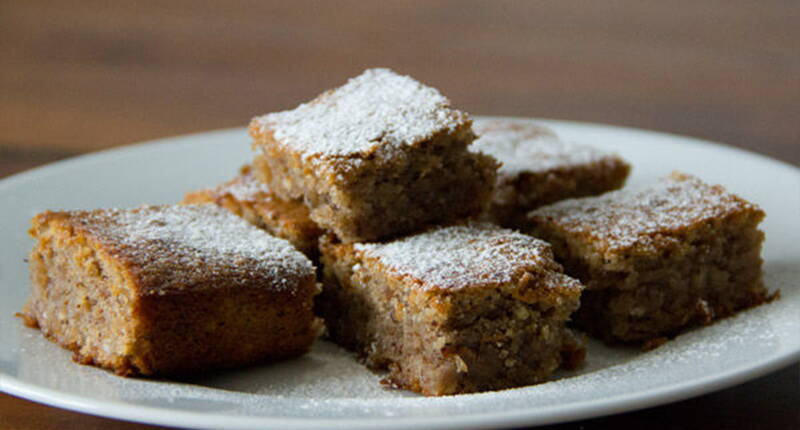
[317, 222, 585, 396]
[249, 68, 498, 243]
[182, 165, 323, 260]
[20, 205, 320, 376]
[527, 172, 772, 345]
[472, 118, 630, 228]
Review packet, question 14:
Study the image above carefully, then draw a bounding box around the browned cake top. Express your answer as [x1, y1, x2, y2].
[185, 165, 316, 227]
[56, 205, 314, 295]
[472, 118, 624, 176]
[353, 222, 581, 292]
[529, 172, 764, 253]
[196, 166, 298, 210]
[212, 165, 274, 202]
[250, 68, 469, 160]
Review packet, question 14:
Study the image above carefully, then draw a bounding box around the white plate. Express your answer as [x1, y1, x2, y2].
[1, 118, 798, 430]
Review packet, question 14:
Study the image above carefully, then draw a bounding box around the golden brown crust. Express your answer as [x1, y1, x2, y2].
[471, 118, 631, 228]
[22, 205, 320, 376]
[489, 158, 631, 228]
[527, 173, 772, 344]
[251, 122, 498, 243]
[528, 172, 764, 258]
[317, 224, 585, 395]
[249, 68, 472, 162]
[182, 165, 322, 258]
[333, 223, 582, 297]
[248, 69, 498, 243]
[32, 206, 314, 296]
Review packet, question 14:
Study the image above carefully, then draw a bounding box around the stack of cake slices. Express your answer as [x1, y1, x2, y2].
[21, 68, 775, 396]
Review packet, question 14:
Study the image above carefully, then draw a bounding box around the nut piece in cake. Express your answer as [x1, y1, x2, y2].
[249, 68, 498, 243]
[182, 165, 323, 259]
[472, 118, 631, 229]
[527, 172, 773, 344]
[20, 205, 320, 376]
[317, 222, 585, 396]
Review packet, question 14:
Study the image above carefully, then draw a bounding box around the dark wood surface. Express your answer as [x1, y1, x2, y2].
[1, 1, 798, 429]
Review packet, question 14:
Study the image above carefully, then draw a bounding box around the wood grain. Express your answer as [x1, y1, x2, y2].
[1, 0, 798, 162]
[1, 1, 798, 429]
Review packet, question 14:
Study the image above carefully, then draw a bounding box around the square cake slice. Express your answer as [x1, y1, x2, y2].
[249, 68, 498, 243]
[20, 205, 320, 376]
[318, 222, 585, 396]
[527, 172, 773, 345]
[472, 118, 630, 229]
[182, 165, 323, 259]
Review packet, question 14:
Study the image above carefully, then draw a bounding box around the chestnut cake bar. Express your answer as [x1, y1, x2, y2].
[182, 165, 323, 259]
[249, 68, 498, 243]
[527, 172, 773, 345]
[20, 205, 320, 376]
[472, 118, 630, 229]
[318, 222, 586, 396]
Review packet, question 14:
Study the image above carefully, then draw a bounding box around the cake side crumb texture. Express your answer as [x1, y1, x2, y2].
[529, 172, 763, 253]
[252, 68, 469, 158]
[22, 205, 320, 376]
[72, 205, 314, 294]
[472, 118, 623, 175]
[353, 223, 582, 292]
[319, 222, 586, 395]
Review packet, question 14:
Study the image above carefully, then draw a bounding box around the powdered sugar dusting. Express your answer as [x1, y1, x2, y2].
[74, 205, 313, 291]
[353, 223, 578, 291]
[109, 205, 295, 260]
[6, 117, 799, 426]
[252, 68, 469, 158]
[15, 295, 792, 419]
[195, 166, 272, 203]
[529, 172, 762, 252]
[472, 118, 624, 176]
[222, 169, 272, 202]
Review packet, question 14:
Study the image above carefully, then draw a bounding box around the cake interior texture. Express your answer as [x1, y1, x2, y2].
[317, 223, 585, 396]
[528, 172, 772, 344]
[252, 126, 497, 243]
[250, 68, 498, 243]
[472, 118, 630, 229]
[21, 205, 320, 376]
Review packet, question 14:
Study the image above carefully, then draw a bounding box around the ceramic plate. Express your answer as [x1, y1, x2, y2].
[1, 118, 798, 429]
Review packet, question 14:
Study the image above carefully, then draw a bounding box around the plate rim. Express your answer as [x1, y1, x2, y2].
[3, 346, 799, 430]
[2, 117, 799, 429]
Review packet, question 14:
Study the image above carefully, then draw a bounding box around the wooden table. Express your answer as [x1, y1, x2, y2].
[2, 1, 798, 429]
